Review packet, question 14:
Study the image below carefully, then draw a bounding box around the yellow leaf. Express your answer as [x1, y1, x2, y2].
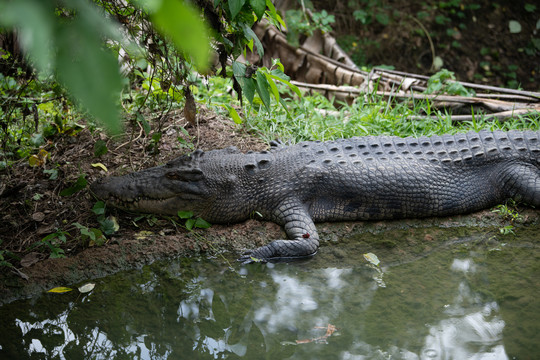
[136, 230, 154, 240]
[78, 283, 95, 293]
[91, 163, 108, 172]
[47, 287, 73, 293]
[363, 252, 380, 266]
[28, 155, 41, 167]
[109, 216, 120, 232]
[38, 148, 50, 159]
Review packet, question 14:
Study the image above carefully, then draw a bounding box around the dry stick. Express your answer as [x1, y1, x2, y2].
[259, 20, 367, 76]
[376, 92, 538, 112]
[290, 81, 540, 121]
[409, 108, 540, 122]
[260, 19, 539, 102]
[372, 68, 540, 100]
[291, 80, 539, 112]
[409, 16, 437, 72]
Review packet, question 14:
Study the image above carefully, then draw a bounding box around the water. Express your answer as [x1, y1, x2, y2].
[0, 226, 538, 359]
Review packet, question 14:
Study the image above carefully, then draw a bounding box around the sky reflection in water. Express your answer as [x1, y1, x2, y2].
[1, 236, 537, 360]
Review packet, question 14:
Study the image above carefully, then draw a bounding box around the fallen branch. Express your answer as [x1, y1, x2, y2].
[410, 108, 540, 123]
[291, 80, 540, 116]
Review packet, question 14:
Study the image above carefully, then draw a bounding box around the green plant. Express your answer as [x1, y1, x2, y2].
[492, 201, 523, 223]
[425, 69, 475, 96]
[499, 225, 515, 235]
[177, 211, 211, 231]
[60, 173, 87, 196]
[351, 0, 392, 26]
[310, 10, 335, 33]
[0, 0, 286, 169]
[73, 222, 107, 247]
[492, 200, 524, 235]
[0, 239, 18, 269]
[132, 214, 159, 227]
[241, 79, 539, 145]
[40, 229, 69, 258]
[232, 58, 301, 119]
[285, 9, 335, 46]
[91, 201, 120, 236]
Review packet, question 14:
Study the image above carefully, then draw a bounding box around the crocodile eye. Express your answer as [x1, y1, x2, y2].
[165, 171, 182, 180]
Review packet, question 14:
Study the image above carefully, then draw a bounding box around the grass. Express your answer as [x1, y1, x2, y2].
[197, 76, 540, 144]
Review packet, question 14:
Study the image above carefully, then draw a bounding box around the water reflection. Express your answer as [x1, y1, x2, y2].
[0, 240, 537, 359]
[419, 259, 507, 360]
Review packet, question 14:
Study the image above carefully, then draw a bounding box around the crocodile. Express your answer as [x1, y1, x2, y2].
[90, 130, 540, 262]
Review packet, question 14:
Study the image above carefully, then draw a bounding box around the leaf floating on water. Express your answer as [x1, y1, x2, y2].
[363, 252, 380, 266]
[296, 324, 338, 345]
[78, 283, 95, 293]
[48, 287, 73, 293]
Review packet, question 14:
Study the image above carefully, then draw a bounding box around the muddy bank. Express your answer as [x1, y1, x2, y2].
[1, 207, 538, 305]
[1, 109, 539, 305]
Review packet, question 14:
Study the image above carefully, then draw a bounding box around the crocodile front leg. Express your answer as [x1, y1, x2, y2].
[239, 199, 319, 263]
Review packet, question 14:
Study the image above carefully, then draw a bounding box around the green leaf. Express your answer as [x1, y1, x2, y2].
[185, 218, 195, 230]
[136, 112, 151, 135]
[241, 23, 264, 58]
[0, 0, 55, 74]
[93, 140, 108, 157]
[98, 216, 119, 236]
[194, 217, 211, 229]
[255, 71, 271, 111]
[228, 105, 243, 124]
[218, 104, 242, 124]
[56, 21, 122, 134]
[92, 201, 106, 216]
[524, 4, 536, 13]
[271, 59, 290, 74]
[249, 0, 266, 19]
[375, 13, 389, 26]
[267, 73, 302, 97]
[232, 61, 246, 79]
[150, 0, 210, 70]
[263, 73, 280, 103]
[60, 174, 87, 196]
[73, 222, 94, 240]
[178, 210, 194, 219]
[265, 0, 286, 29]
[229, 0, 246, 19]
[241, 77, 257, 104]
[508, 20, 522, 34]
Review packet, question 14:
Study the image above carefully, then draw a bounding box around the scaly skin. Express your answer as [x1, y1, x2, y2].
[90, 130, 540, 262]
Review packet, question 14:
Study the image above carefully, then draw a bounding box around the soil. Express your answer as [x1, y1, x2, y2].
[315, 0, 540, 91]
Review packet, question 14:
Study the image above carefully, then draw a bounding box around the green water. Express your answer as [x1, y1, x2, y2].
[0, 226, 538, 359]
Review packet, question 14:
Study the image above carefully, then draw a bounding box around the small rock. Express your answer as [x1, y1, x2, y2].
[21, 252, 42, 268]
[32, 212, 45, 222]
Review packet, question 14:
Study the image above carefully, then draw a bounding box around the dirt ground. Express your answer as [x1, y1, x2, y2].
[1, 107, 539, 305]
[319, 0, 540, 90]
[0, 108, 275, 304]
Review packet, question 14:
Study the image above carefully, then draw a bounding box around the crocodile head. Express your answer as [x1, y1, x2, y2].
[90, 150, 212, 216]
